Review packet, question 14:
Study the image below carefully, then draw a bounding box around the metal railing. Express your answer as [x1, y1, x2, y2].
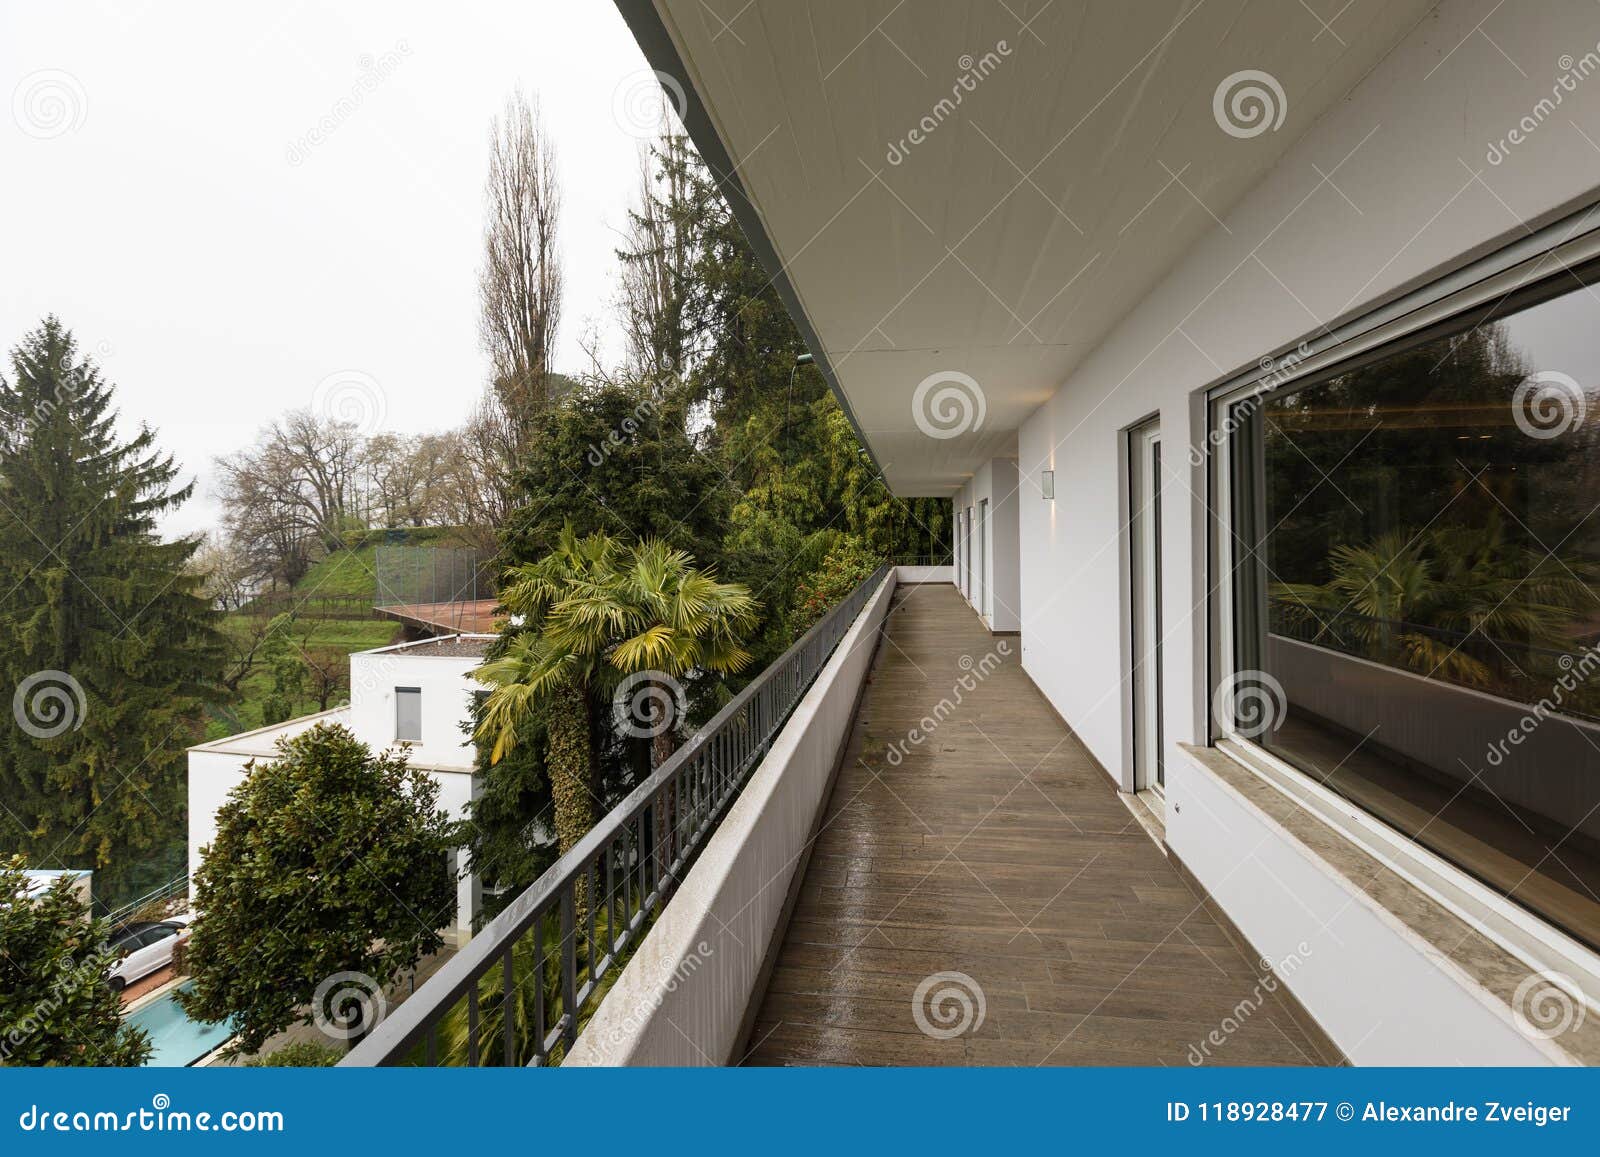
[342, 563, 892, 1067]
[100, 872, 188, 929]
[1268, 597, 1600, 723]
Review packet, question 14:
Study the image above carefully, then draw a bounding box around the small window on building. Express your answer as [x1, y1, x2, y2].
[396, 687, 422, 743]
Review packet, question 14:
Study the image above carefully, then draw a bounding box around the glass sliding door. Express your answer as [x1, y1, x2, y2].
[1218, 264, 1600, 952]
[963, 506, 973, 598]
[978, 498, 990, 619]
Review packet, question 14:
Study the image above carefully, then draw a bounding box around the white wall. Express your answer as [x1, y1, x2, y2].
[1014, 0, 1600, 1062]
[348, 645, 483, 771]
[954, 457, 1021, 632]
[895, 564, 954, 584]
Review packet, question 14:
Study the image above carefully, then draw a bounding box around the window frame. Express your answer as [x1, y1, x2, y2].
[395, 685, 423, 744]
[1200, 203, 1600, 987]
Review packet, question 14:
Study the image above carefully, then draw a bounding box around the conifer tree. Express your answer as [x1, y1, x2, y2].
[0, 317, 221, 906]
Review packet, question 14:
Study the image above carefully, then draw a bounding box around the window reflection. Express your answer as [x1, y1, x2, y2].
[1231, 274, 1600, 952]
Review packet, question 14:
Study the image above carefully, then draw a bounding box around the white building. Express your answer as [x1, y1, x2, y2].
[188, 636, 494, 940]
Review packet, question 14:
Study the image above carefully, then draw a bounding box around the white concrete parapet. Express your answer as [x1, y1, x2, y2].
[565, 570, 897, 1065]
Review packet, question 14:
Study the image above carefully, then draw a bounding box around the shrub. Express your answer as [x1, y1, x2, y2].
[243, 1041, 343, 1067]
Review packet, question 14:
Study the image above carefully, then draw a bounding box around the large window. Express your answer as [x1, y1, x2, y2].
[1222, 268, 1600, 953]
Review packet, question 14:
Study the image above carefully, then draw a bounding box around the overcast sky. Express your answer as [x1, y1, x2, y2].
[1, 0, 662, 537]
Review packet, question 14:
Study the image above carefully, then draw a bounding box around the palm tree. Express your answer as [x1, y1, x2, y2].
[474, 528, 616, 857]
[474, 527, 759, 857]
[1273, 516, 1600, 689]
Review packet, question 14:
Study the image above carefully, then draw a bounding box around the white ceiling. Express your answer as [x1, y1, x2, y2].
[650, 0, 1437, 494]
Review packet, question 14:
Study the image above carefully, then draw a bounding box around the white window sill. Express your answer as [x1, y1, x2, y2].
[1181, 741, 1600, 1066]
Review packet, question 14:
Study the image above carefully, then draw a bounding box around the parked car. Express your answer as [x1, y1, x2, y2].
[105, 914, 192, 991]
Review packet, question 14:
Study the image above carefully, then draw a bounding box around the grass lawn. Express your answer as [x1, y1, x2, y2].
[295, 543, 383, 599]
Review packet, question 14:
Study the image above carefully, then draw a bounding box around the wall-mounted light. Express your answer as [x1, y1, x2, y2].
[1040, 469, 1055, 500]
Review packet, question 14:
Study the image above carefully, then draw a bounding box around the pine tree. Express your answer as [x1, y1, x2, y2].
[0, 317, 222, 907]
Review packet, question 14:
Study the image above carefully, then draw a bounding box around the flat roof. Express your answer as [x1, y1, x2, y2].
[189, 706, 351, 757]
[358, 634, 495, 659]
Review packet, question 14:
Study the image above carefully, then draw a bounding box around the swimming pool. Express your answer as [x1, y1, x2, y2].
[124, 982, 234, 1066]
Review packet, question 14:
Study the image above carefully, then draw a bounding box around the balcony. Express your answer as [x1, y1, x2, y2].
[344, 569, 1330, 1067]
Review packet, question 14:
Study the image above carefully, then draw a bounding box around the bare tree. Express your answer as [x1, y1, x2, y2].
[480, 88, 562, 445]
[214, 409, 363, 584]
[303, 646, 349, 711]
[191, 533, 258, 611]
[363, 433, 441, 528]
[429, 397, 519, 548]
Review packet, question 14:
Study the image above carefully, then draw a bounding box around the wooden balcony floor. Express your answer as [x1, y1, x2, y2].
[743, 583, 1325, 1066]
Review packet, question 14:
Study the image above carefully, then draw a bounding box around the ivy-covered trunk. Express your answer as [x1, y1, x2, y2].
[546, 680, 596, 856]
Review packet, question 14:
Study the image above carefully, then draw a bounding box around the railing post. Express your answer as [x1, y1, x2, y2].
[560, 886, 578, 1053]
